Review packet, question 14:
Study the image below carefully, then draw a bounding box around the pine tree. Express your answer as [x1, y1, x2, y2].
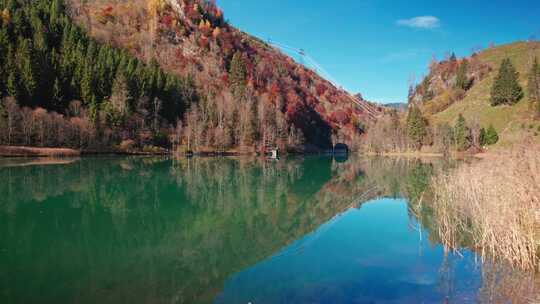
[449, 52, 457, 63]
[455, 59, 470, 90]
[229, 51, 247, 97]
[80, 67, 95, 105]
[16, 38, 38, 104]
[6, 71, 18, 99]
[49, 0, 61, 26]
[406, 105, 427, 150]
[490, 58, 523, 106]
[52, 77, 63, 109]
[110, 72, 130, 117]
[454, 114, 470, 151]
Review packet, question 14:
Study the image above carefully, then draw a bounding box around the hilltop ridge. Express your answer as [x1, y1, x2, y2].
[412, 41, 540, 148]
[0, 0, 381, 153]
[67, 0, 382, 149]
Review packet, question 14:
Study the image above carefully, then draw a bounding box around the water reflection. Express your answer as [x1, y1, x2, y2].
[215, 199, 481, 304]
[0, 156, 537, 303]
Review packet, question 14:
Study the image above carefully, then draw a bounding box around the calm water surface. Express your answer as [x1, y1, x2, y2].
[0, 156, 534, 303]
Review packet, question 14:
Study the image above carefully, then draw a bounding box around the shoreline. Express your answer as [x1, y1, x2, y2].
[0, 145, 338, 158]
[0, 145, 171, 158]
[0, 145, 488, 159]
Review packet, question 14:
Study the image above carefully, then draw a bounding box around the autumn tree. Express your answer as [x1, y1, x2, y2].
[490, 58, 523, 106]
[469, 117, 481, 148]
[433, 123, 453, 156]
[3, 97, 19, 145]
[238, 93, 257, 147]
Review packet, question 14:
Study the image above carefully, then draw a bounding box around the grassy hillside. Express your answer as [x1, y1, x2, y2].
[430, 42, 540, 148]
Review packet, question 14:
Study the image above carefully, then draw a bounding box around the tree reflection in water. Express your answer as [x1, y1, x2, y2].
[0, 156, 537, 303]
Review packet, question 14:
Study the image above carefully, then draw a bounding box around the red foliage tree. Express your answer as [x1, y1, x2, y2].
[332, 110, 350, 125]
[316, 83, 327, 96]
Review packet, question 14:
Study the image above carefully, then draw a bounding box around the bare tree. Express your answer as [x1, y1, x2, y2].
[152, 97, 162, 133]
[3, 97, 19, 145]
[172, 120, 183, 152]
[20, 107, 34, 145]
[469, 117, 481, 148]
[32, 108, 48, 147]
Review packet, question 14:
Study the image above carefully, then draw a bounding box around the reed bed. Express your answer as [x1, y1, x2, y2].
[431, 144, 540, 271]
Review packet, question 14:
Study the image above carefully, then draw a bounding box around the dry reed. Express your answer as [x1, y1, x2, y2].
[431, 144, 540, 271]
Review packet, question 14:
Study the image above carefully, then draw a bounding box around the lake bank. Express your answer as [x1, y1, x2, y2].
[0, 145, 171, 157]
[0, 146, 81, 157]
[0, 145, 344, 158]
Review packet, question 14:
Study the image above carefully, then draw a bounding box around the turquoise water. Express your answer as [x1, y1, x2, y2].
[0, 156, 528, 303]
[216, 199, 480, 304]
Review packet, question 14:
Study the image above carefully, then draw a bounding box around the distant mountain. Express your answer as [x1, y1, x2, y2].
[382, 103, 407, 111]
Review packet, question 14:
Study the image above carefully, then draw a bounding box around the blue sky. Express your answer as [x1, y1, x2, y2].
[217, 0, 540, 104]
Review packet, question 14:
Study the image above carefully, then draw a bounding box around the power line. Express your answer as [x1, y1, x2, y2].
[267, 39, 379, 120]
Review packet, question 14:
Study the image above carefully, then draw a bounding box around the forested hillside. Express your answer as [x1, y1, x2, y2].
[0, 0, 381, 153]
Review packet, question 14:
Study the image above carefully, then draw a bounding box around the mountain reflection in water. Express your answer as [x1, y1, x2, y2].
[0, 156, 537, 304]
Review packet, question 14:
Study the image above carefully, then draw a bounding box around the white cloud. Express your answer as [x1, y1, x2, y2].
[397, 16, 440, 29]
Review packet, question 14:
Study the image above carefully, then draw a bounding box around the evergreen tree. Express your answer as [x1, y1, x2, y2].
[16, 38, 38, 104]
[455, 59, 470, 90]
[449, 52, 457, 63]
[107, 72, 130, 126]
[406, 105, 428, 150]
[6, 71, 18, 98]
[80, 67, 95, 105]
[453, 114, 470, 151]
[229, 51, 247, 97]
[491, 58, 523, 106]
[51, 77, 63, 109]
[0, 0, 191, 123]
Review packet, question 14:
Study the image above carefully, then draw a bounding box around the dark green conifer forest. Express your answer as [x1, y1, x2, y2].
[0, 0, 196, 149]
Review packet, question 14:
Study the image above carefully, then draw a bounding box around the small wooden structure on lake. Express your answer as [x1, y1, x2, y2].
[265, 146, 279, 159]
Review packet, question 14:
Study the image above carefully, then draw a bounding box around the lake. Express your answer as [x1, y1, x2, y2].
[0, 156, 536, 303]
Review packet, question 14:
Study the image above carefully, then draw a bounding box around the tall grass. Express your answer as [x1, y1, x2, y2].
[431, 143, 540, 271]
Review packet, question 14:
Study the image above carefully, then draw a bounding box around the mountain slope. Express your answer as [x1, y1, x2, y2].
[413, 41, 540, 148]
[67, 0, 381, 149]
